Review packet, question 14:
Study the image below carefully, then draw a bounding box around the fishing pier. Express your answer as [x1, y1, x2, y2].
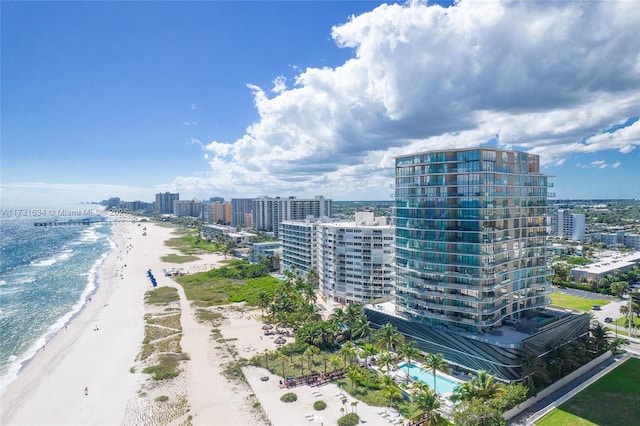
[34, 217, 108, 226]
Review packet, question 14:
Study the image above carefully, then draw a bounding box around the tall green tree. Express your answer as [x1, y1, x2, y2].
[520, 353, 550, 391]
[346, 364, 361, 391]
[410, 387, 449, 425]
[377, 351, 396, 376]
[424, 353, 448, 395]
[398, 341, 421, 384]
[453, 399, 506, 426]
[590, 322, 610, 353]
[375, 323, 404, 352]
[549, 344, 579, 378]
[380, 375, 401, 412]
[359, 342, 378, 368]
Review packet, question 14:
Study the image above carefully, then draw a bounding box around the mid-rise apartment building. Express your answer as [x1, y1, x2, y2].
[203, 201, 232, 225]
[253, 196, 332, 237]
[173, 199, 202, 218]
[280, 220, 319, 275]
[393, 147, 552, 332]
[317, 212, 394, 304]
[552, 209, 586, 241]
[590, 232, 640, 250]
[231, 198, 254, 227]
[155, 192, 179, 214]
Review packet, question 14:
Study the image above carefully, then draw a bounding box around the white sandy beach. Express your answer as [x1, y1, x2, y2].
[0, 221, 259, 425]
[1, 220, 394, 426]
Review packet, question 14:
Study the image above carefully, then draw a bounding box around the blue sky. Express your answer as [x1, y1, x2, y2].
[1, 0, 639, 207]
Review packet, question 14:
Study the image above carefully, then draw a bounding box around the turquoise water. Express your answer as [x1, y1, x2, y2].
[397, 362, 459, 394]
[0, 208, 113, 388]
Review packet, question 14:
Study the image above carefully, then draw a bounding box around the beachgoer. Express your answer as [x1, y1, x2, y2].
[85, 386, 88, 396]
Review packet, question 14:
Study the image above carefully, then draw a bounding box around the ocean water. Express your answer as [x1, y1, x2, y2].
[0, 211, 114, 388]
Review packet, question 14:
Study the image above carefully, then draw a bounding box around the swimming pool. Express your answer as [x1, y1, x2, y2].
[397, 362, 459, 395]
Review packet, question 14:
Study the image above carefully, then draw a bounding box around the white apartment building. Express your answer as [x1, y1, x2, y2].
[590, 232, 640, 250]
[317, 212, 394, 305]
[280, 220, 319, 275]
[553, 209, 586, 241]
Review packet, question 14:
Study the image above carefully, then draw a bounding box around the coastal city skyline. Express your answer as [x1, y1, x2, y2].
[2, 0, 639, 208]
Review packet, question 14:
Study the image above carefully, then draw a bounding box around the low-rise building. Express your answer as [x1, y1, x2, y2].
[248, 241, 282, 263]
[571, 251, 640, 281]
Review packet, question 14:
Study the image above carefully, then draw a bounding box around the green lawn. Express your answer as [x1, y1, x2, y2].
[549, 292, 609, 312]
[536, 357, 640, 426]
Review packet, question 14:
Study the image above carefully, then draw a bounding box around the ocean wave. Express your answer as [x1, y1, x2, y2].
[30, 257, 57, 267]
[30, 249, 74, 267]
[13, 276, 36, 285]
[0, 280, 6, 286]
[0, 221, 114, 390]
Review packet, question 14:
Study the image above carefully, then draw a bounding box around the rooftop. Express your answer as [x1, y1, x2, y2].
[571, 251, 640, 275]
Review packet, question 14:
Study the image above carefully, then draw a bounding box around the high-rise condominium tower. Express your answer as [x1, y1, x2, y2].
[394, 148, 552, 332]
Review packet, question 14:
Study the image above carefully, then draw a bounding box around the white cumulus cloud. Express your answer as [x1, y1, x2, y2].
[173, 0, 640, 199]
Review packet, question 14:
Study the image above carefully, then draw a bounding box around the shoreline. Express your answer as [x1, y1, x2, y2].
[0, 220, 144, 425]
[0, 222, 116, 392]
[0, 220, 267, 426]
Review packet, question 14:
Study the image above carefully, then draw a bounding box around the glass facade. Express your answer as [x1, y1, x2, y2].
[394, 148, 552, 332]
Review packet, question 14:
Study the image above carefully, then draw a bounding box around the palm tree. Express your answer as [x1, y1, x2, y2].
[609, 337, 630, 354]
[380, 375, 401, 412]
[424, 353, 448, 395]
[300, 283, 316, 306]
[304, 345, 320, 374]
[330, 308, 347, 341]
[359, 342, 378, 368]
[398, 341, 420, 384]
[410, 387, 448, 426]
[306, 267, 319, 288]
[330, 355, 342, 373]
[411, 379, 430, 396]
[352, 316, 372, 342]
[257, 290, 270, 317]
[549, 344, 579, 378]
[377, 351, 396, 376]
[375, 323, 404, 352]
[319, 321, 338, 349]
[346, 364, 361, 391]
[451, 380, 479, 403]
[340, 341, 358, 367]
[345, 303, 365, 340]
[473, 370, 506, 400]
[451, 371, 505, 403]
[590, 322, 610, 353]
[520, 353, 550, 391]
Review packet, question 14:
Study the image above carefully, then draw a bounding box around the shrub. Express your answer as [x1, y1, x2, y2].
[155, 395, 169, 402]
[314, 400, 327, 410]
[280, 392, 298, 403]
[337, 412, 360, 426]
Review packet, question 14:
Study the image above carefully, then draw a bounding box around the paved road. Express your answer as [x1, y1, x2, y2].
[553, 287, 627, 325]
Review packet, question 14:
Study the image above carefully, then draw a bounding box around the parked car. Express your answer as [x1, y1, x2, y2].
[604, 317, 613, 323]
[592, 305, 601, 311]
